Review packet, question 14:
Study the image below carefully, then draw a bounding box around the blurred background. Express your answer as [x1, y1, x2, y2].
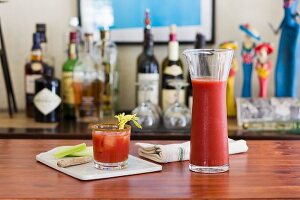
[0, 0, 283, 111]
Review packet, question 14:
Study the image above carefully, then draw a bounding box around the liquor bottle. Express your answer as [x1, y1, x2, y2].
[73, 33, 104, 121]
[137, 33, 159, 106]
[36, 23, 54, 67]
[98, 28, 118, 117]
[62, 32, 78, 120]
[34, 66, 61, 123]
[161, 25, 184, 112]
[186, 33, 206, 110]
[25, 33, 44, 117]
[137, 9, 151, 67]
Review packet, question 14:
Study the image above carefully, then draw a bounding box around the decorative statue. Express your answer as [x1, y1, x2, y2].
[220, 41, 239, 117]
[239, 24, 261, 97]
[271, 0, 300, 97]
[254, 43, 274, 98]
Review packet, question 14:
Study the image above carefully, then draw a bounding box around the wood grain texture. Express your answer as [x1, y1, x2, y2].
[1, 140, 300, 199]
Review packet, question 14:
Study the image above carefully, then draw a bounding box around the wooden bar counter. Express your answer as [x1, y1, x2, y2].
[1, 139, 300, 199]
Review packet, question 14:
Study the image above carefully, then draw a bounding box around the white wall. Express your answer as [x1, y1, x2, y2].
[0, 0, 283, 111]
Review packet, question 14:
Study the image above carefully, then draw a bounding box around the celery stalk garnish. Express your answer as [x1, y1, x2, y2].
[114, 113, 142, 130]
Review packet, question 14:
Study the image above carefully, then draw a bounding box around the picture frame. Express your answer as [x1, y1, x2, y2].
[78, 0, 215, 44]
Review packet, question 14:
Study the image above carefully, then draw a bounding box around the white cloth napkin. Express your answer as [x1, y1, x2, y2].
[135, 139, 248, 163]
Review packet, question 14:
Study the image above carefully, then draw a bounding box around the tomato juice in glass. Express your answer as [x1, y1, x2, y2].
[91, 124, 131, 170]
[190, 78, 228, 167]
[183, 49, 233, 173]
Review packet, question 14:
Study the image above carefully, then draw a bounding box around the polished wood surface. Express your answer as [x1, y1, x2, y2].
[1, 140, 300, 199]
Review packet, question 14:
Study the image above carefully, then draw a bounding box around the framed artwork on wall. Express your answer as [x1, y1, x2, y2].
[78, 0, 215, 44]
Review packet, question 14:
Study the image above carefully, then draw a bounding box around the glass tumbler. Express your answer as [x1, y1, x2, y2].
[91, 123, 131, 170]
[182, 49, 233, 173]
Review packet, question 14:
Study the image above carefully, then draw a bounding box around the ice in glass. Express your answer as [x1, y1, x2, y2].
[91, 124, 131, 170]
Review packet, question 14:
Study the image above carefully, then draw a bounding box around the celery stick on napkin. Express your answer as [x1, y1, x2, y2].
[135, 139, 248, 163]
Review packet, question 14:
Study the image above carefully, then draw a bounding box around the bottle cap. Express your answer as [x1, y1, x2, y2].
[36, 23, 46, 33]
[100, 29, 109, 41]
[32, 32, 41, 44]
[144, 8, 151, 28]
[84, 32, 93, 37]
[195, 33, 206, 49]
[69, 32, 77, 43]
[169, 24, 177, 41]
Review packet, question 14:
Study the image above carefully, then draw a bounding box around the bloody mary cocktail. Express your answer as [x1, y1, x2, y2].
[190, 78, 229, 169]
[183, 48, 233, 173]
[91, 124, 131, 170]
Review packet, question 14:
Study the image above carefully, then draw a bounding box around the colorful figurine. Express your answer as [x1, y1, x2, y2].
[239, 24, 261, 97]
[220, 41, 239, 117]
[272, 0, 300, 97]
[254, 43, 274, 98]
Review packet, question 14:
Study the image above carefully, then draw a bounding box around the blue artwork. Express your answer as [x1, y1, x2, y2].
[275, 0, 300, 97]
[111, 0, 201, 29]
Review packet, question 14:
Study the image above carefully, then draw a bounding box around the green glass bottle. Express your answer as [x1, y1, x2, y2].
[62, 32, 78, 120]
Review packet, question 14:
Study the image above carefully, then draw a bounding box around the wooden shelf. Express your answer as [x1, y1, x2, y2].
[0, 112, 300, 140]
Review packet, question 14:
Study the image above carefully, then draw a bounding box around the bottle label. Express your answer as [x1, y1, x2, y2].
[62, 72, 75, 104]
[137, 73, 159, 105]
[26, 74, 42, 94]
[69, 44, 77, 59]
[33, 88, 61, 115]
[162, 89, 185, 112]
[164, 65, 183, 76]
[32, 63, 43, 71]
[189, 96, 193, 110]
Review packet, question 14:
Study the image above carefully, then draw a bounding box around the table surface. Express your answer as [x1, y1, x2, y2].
[1, 139, 300, 199]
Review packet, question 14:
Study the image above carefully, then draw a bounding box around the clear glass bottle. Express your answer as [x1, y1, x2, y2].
[73, 33, 104, 122]
[97, 28, 118, 117]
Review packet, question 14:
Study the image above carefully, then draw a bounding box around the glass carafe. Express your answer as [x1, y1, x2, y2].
[182, 49, 233, 173]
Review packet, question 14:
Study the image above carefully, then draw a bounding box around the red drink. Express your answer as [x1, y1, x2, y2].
[190, 78, 229, 168]
[92, 124, 131, 170]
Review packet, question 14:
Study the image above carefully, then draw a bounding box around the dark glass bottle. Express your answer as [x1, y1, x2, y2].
[137, 33, 159, 106]
[137, 9, 151, 66]
[34, 67, 61, 122]
[186, 33, 206, 110]
[25, 33, 44, 117]
[161, 25, 184, 112]
[62, 32, 78, 120]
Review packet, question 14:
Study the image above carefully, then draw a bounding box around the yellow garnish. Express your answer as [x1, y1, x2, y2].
[114, 113, 142, 130]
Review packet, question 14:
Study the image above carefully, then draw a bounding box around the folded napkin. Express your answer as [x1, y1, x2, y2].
[135, 139, 248, 163]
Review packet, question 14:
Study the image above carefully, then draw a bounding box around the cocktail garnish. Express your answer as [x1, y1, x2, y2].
[114, 113, 142, 130]
[53, 143, 86, 159]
